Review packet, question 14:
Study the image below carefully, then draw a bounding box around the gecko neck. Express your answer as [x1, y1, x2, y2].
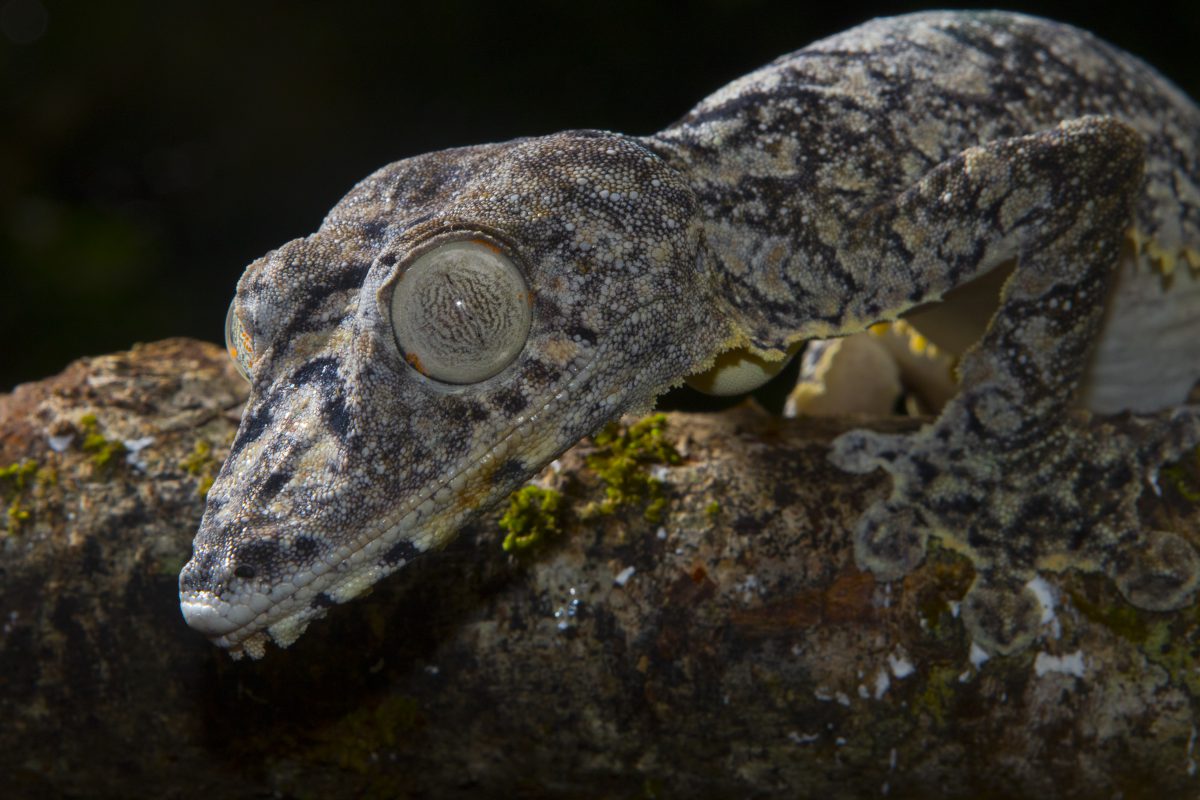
[639, 129, 855, 356]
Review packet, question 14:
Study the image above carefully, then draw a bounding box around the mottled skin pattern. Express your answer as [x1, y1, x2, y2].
[180, 11, 1200, 658]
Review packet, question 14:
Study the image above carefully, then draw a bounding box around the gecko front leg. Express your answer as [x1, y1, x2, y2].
[830, 117, 1200, 653]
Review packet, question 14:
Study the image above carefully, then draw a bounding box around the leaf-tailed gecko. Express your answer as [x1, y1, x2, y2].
[179, 11, 1200, 659]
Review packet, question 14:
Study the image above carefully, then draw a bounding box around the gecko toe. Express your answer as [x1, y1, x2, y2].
[1110, 530, 1200, 612]
[961, 578, 1043, 656]
[830, 428, 906, 474]
[852, 501, 929, 580]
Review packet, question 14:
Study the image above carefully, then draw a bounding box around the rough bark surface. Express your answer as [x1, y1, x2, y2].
[1, 339, 1198, 800]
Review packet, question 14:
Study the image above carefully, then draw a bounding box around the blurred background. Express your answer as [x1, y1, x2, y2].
[3, 0, 1199, 390]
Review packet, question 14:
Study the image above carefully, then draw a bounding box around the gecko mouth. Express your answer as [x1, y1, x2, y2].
[179, 296, 674, 657]
[180, 592, 252, 637]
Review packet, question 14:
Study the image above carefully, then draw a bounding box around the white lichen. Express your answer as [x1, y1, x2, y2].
[1033, 650, 1086, 678]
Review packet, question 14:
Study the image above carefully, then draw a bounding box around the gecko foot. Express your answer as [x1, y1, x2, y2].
[831, 404, 1200, 653]
[831, 426, 964, 582]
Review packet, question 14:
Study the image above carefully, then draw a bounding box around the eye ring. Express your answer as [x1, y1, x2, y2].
[389, 236, 532, 384]
[224, 298, 254, 383]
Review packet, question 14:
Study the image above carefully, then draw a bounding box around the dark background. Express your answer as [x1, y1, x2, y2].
[3, 0, 1199, 390]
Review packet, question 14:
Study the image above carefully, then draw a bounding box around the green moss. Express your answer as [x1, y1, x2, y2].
[1067, 589, 1151, 644]
[500, 485, 563, 554]
[1071, 586, 1199, 698]
[915, 544, 975, 633]
[179, 439, 218, 498]
[35, 466, 57, 487]
[156, 553, 189, 577]
[640, 777, 667, 799]
[1141, 618, 1200, 699]
[5, 500, 29, 532]
[0, 459, 37, 485]
[305, 693, 423, 774]
[914, 664, 961, 726]
[1, 459, 38, 535]
[79, 413, 126, 472]
[583, 413, 681, 523]
[705, 501, 721, 520]
[180, 439, 211, 473]
[1159, 445, 1200, 502]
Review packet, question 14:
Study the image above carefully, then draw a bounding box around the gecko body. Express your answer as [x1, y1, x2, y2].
[180, 11, 1200, 658]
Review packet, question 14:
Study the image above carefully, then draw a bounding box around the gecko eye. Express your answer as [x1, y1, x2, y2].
[390, 238, 531, 384]
[224, 299, 254, 383]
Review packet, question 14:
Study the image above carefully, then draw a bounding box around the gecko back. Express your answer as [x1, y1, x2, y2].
[645, 11, 1200, 412]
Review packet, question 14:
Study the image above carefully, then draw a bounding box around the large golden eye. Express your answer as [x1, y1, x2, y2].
[390, 239, 531, 384]
[224, 298, 254, 383]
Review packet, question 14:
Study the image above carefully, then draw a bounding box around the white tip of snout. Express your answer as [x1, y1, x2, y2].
[179, 593, 247, 637]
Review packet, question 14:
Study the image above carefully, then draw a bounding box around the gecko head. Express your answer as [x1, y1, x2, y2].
[179, 131, 732, 657]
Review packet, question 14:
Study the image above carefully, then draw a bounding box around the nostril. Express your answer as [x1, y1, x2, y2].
[233, 564, 257, 579]
[178, 553, 216, 592]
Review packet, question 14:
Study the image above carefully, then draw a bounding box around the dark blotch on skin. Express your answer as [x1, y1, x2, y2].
[291, 356, 340, 387]
[324, 393, 352, 441]
[233, 539, 281, 579]
[289, 356, 353, 442]
[257, 470, 291, 502]
[383, 539, 419, 566]
[229, 403, 273, 459]
[362, 221, 388, 242]
[292, 535, 320, 561]
[565, 323, 598, 344]
[493, 457, 527, 485]
[492, 387, 528, 415]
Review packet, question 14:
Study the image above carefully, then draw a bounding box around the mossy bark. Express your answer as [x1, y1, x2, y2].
[1, 339, 1197, 799]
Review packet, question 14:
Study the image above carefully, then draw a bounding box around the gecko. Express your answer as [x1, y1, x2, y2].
[179, 11, 1200, 659]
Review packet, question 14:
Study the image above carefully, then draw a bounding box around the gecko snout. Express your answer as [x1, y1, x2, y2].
[178, 551, 244, 636]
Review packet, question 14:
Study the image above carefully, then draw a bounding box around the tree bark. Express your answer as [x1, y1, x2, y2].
[1, 338, 1197, 799]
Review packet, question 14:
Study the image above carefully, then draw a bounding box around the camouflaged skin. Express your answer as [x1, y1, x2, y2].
[180, 11, 1200, 658]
